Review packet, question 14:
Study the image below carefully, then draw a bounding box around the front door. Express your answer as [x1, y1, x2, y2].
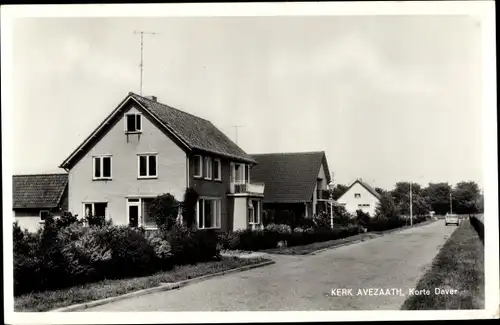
[127, 199, 140, 227]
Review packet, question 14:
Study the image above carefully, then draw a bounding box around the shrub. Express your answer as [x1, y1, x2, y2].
[146, 231, 174, 269]
[312, 212, 331, 229]
[355, 210, 371, 228]
[164, 224, 220, 265]
[149, 193, 180, 232]
[93, 225, 156, 277]
[265, 223, 292, 234]
[56, 211, 81, 229]
[293, 227, 305, 233]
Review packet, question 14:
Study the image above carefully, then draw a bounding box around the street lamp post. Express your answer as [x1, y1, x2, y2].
[328, 181, 334, 229]
[450, 192, 453, 214]
[409, 182, 413, 226]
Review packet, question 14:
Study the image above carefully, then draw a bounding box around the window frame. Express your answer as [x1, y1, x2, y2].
[193, 155, 203, 178]
[354, 193, 361, 198]
[92, 155, 113, 180]
[248, 200, 260, 225]
[204, 157, 213, 180]
[125, 113, 142, 133]
[137, 153, 158, 179]
[82, 202, 108, 218]
[213, 158, 222, 181]
[231, 162, 247, 184]
[39, 210, 50, 222]
[196, 197, 222, 230]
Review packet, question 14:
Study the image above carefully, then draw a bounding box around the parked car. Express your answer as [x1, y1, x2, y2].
[445, 213, 460, 226]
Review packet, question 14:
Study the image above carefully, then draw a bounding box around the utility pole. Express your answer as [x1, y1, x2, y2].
[134, 30, 158, 96]
[409, 182, 413, 226]
[232, 125, 244, 145]
[450, 192, 453, 214]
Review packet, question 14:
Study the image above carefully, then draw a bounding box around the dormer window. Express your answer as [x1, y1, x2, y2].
[126, 113, 142, 133]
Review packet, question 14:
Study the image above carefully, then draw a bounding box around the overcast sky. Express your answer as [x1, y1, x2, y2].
[11, 15, 484, 190]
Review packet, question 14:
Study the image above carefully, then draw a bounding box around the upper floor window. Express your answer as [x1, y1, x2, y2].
[358, 204, 370, 208]
[138, 154, 157, 178]
[93, 155, 112, 180]
[231, 163, 248, 184]
[194, 155, 203, 178]
[126, 113, 142, 133]
[213, 158, 221, 181]
[354, 193, 361, 198]
[204, 157, 212, 180]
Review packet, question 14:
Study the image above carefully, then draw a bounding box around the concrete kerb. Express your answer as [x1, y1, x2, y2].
[50, 259, 275, 312]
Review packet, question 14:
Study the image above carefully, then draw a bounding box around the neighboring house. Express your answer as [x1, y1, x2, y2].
[59, 92, 264, 232]
[337, 178, 381, 216]
[13, 173, 68, 232]
[250, 151, 335, 220]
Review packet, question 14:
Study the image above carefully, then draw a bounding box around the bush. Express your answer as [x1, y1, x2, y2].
[149, 193, 180, 232]
[355, 210, 371, 228]
[56, 211, 81, 228]
[146, 231, 174, 269]
[312, 212, 331, 229]
[265, 223, 292, 234]
[94, 225, 156, 277]
[293, 227, 305, 233]
[164, 224, 220, 265]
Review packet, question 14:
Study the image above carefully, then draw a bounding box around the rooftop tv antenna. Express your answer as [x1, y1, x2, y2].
[232, 125, 244, 145]
[134, 30, 158, 95]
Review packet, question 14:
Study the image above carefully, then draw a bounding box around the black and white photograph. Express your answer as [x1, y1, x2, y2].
[2, 1, 498, 323]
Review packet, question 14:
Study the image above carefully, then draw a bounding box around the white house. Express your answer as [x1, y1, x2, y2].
[337, 178, 381, 216]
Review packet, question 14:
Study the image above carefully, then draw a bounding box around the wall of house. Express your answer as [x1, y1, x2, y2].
[68, 104, 187, 225]
[233, 196, 248, 231]
[14, 210, 42, 233]
[337, 182, 379, 216]
[188, 155, 232, 232]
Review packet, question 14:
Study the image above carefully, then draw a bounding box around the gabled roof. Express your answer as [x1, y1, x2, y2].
[250, 151, 332, 203]
[13, 173, 68, 209]
[339, 178, 382, 200]
[60, 92, 256, 169]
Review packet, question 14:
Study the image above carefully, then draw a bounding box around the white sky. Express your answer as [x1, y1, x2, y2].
[10, 15, 484, 190]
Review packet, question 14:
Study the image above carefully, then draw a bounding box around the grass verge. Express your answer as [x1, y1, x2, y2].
[401, 219, 484, 310]
[263, 232, 380, 255]
[15, 256, 269, 312]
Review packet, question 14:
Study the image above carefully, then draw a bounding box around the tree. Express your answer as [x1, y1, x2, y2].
[331, 184, 349, 200]
[374, 193, 400, 220]
[452, 181, 481, 214]
[375, 187, 386, 196]
[149, 193, 180, 232]
[421, 182, 452, 215]
[182, 187, 199, 228]
[391, 182, 422, 208]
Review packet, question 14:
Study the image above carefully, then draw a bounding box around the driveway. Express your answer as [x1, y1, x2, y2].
[85, 220, 457, 311]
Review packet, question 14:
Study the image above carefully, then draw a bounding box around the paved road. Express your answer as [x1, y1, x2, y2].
[86, 220, 457, 311]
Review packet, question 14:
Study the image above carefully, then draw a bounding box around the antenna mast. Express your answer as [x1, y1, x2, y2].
[134, 30, 158, 95]
[232, 125, 244, 145]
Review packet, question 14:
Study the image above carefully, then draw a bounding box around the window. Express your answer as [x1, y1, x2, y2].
[193, 155, 203, 178]
[231, 163, 246, 184]
[197, 198, 221, 229]
[358, 204, 370, 208]
[249, 200, 260, 224]
[40, 210, 50, 221]
[93, 156, 112, 180]
[83, 202, 107, 217]
[138, 154, 157, 178]
[213, 159, 221, 181]
[141, 198, 156, 228]
[354, 193, 361, 198]
[204, 157, 212, 180]
[126, 113, 142, 133]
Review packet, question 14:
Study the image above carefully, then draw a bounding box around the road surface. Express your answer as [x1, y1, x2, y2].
[85, 220, 457, 311]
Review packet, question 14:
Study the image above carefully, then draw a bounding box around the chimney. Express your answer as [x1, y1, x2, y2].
[146, 95, 157, 102]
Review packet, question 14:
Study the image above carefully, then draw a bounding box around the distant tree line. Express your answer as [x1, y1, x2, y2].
[331, 181, 483, 216]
